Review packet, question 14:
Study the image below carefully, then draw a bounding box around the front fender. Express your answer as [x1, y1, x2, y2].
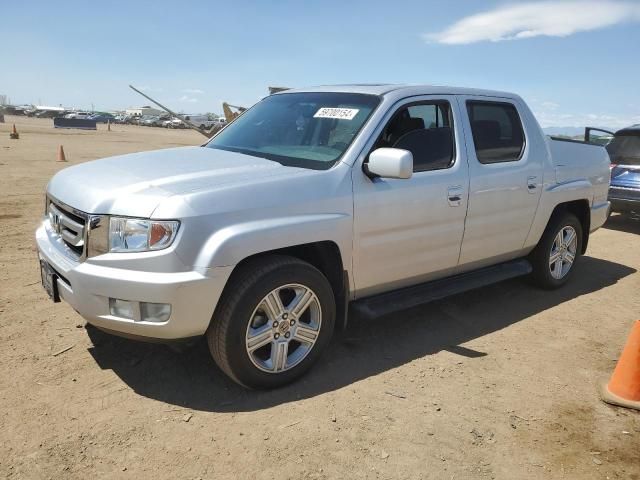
[194, 213, 352, 268]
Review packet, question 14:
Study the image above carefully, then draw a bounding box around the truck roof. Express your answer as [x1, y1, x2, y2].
[616, 124, 640, 135]
[279, 84, 520, 100]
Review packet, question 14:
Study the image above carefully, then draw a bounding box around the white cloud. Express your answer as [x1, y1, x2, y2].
[179, 95, 198, 103]
[526, 99, 635, 128]
[182, 88, 204, 94]
[425, 1, 640, 45]
[534, 110, 636, 128]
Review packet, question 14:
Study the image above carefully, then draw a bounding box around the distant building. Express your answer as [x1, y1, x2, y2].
[125, 105, 163, 117]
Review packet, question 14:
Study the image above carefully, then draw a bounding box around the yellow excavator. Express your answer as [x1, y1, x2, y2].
[222, 102, 246, 124]
[129, 85, 287, 139]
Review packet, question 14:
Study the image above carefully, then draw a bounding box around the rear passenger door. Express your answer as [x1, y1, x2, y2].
[352, 96, 470, 297]
[457, 97, 543, 269]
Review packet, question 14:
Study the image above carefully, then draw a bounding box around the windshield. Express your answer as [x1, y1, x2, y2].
[606, 134, 640, 166]
[206, 92, 380, 169]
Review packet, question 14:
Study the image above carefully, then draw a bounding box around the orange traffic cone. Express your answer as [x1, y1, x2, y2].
[10, 124, 19, 139]
[600, 320, 640, 410]
[57, 145, 67, 162]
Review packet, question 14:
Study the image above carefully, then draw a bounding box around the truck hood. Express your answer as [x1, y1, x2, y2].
[47, 146, 308, 217]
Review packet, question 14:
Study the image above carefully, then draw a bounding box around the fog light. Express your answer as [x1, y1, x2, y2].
[140, 302, 171, 323]
[109, 298, 137, 320]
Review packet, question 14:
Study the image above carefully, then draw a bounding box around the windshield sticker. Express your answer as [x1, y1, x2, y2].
[313, 108, 360, 120]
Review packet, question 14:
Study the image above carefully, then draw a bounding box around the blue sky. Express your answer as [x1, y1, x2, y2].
[3, 0, 639, 129]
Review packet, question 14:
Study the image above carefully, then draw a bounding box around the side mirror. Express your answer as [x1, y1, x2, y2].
[366, 148, 413, 179]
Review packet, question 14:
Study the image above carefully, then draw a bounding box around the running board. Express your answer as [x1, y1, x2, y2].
[350, 258, 532, 320]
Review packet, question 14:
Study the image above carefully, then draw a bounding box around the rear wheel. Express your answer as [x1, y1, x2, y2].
[530, 211, 582, 289]
[207, 255, 335, 389]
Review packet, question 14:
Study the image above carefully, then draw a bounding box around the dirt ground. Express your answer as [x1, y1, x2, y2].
[1, 116, 638, 480]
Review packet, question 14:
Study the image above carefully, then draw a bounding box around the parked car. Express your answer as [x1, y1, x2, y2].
[113, 114, 132, 124]
[139, 115, 162, 127]
[36, 85, 610, 388]
[163, 118, 186, 129]
[184, 114, 216, 130]
[587, 125, 640, 218]
[89, 113, 116, 124]
[35, 110, 65, 119]
[64, 112, 91, 119]
[3, 105, 28, 116]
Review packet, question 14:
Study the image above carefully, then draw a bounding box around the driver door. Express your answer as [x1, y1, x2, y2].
[352, 96, 470, 297]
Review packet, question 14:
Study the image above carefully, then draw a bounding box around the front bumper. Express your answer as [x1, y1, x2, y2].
[36, 223, 233, 340]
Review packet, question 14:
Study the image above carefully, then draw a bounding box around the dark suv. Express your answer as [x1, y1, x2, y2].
[587, 125, 640, 218]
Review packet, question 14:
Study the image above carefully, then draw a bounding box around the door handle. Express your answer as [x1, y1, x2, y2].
[527, 176, 538, 193]
[447, 186, 463, 206]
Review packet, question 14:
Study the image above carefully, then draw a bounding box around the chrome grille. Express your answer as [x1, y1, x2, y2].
[47, 198, 87, 258]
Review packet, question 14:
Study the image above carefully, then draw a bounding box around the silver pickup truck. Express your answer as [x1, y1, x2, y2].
[36, 85, 610, 388]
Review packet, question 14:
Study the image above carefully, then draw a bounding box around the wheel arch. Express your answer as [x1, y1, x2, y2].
[222, 241, 350, 331]
[549, 199, 590, 254]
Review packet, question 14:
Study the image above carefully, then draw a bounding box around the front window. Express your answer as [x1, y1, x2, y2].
[206, 92, 380, 170]
[370, 101, 455, 172]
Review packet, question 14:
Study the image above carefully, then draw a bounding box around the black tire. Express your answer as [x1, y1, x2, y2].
[529, 211, 583, 289]
[206, 255, 335, 389]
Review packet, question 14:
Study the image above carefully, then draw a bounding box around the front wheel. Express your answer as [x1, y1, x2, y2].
[207, 255, 335, 389]
[530, 211, 583, 289]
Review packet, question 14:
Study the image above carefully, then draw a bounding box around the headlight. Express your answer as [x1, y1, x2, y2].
[109, 217, 179, 252]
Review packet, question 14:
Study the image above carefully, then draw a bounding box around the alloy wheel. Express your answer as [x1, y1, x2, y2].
[245, 283, 322, 373]
[549, 226, 578, 280]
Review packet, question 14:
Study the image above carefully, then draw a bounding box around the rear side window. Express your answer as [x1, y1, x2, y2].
[467, 101, 525, 164]
[606, 134, 640, 166]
